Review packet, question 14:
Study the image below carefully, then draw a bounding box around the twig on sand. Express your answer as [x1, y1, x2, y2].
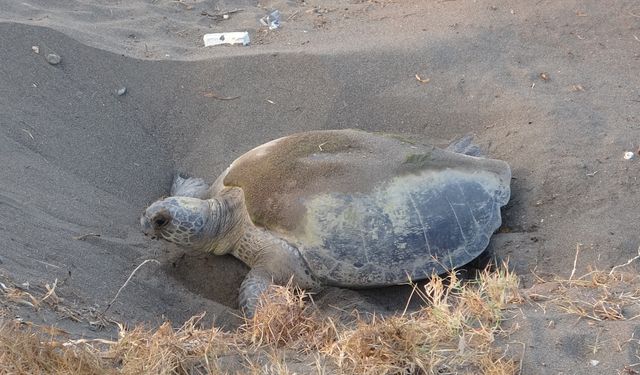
[63, 338, 117, 347]
[508, 341, 526, 375]
[73, 233, 101, 240]
[201, 8, 244, 20]
[21, 128, 34, 139]
[287, 10, 301, 21]
[33, 259, 62, 269]
[40, 278, 58, 305]
[103, 259, 160, 315]
[609, 246, 640, 275]
[415, 74, 430, 83]
[203, 91, 241, 100]
[569, 243, 581, 281]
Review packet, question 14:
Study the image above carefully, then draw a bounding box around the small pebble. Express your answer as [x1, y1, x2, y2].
[117, 87, 127, 96]
[46, 53, 61, 65]
[32, 46, 39, 54]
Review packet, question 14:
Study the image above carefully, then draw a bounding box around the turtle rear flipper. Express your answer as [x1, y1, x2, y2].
[171, 174, 210, 199]
[447, 134, 484, 157]
[238, 268, 272, 318]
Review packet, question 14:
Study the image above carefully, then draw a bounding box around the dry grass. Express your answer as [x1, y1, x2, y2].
[241, 280, 336, 350]
[0, 280, 51, 310]
[525, 245, 640, 322]
[0, 264, 522, 374]
[106, 313, 231, 374]
[0, 321, 107, 374]
[0, 313, 232, 375]
[554, 245, 640, 321]
[324, 267, 521, 375]
[526, 269, 640, 322]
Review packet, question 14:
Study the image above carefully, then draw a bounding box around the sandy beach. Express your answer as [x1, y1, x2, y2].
[1, 0, 640, 373]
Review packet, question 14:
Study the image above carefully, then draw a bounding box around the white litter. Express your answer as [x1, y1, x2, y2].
[203, 32, 250, 47]
[260, 10, 281, 30]
[624, 151, 635, 160]
[590, 360, 599, 367]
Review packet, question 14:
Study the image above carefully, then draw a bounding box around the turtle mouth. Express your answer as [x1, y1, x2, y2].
[141, 206, 173, 239]
[142, 226, 163, 241]
[141, 214, 160, 240]
[142, 225, 162, 241]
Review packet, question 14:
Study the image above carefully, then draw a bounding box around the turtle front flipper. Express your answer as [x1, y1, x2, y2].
[239, 268, 273, 318]
[446, 134, 484, 157]
[171, 175, 210, 199]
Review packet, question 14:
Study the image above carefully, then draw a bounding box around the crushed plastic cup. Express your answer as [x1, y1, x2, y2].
[260, 10, 281, 30]
[203, 32, 250, 47]
[624, 151, 635, 160]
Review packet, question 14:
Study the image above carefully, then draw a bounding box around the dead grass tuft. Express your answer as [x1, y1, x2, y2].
[0, 282, 43, 310]
[325, 266, 521, 375]
[328, 314, 443, 374]
[242, 280, 337, 351]
[527, 268, 640, 322]
[242, 349, 298, 375]
[478, 352, 520, 375]
[0, 321, 107, 374]
[107, 312, 231, 374]
[536, 245, 640, 321]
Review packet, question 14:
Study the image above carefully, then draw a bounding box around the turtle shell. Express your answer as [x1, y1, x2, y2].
[221, 129, 511, 287]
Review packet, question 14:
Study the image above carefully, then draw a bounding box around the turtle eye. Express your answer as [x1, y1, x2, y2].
[151, 211, 171, 229]
[154, 217, 167, 227]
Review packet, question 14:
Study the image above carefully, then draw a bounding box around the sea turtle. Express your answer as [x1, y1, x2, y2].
[141, 129, 511, 316]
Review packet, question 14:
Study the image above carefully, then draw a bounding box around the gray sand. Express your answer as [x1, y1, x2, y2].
[1, 0, 640, 372]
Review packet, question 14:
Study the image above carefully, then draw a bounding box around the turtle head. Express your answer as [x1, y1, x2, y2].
[141, 197, 218, 252]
